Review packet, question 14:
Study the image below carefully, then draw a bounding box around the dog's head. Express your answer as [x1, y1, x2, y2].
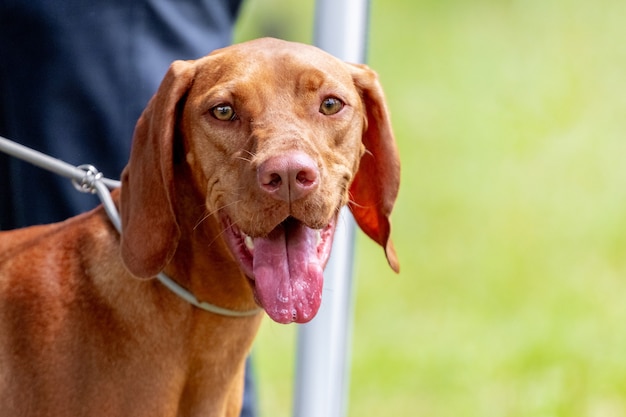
[120, 38, 400, 323]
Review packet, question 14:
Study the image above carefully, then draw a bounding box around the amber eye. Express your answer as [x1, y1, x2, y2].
[319, 97, 344, 115]
[210, 104, 237, 121]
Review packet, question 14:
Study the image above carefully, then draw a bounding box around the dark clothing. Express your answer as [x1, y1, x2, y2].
[0, 0, 241, 228]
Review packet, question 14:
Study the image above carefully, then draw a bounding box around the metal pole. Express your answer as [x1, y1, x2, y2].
[293, 1, 370, 417]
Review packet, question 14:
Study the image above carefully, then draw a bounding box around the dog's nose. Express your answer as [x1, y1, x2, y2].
[258, 152, 319, 202]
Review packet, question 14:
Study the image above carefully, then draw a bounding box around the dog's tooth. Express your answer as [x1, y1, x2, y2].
[244, 235, 255, 251]
[316, 230, 322, 246]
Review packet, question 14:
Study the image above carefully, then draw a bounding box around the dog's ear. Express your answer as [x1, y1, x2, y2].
[348, 63, 401, 273]
[120, 60, 195, 278]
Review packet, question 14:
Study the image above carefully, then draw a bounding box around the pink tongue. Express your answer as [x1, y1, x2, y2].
[252, 219, 324, 324]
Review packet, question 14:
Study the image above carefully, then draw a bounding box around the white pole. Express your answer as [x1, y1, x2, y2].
[292, 1, 370, 417]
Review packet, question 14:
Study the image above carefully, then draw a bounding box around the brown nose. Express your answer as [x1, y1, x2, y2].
[257, 152, 319, 202]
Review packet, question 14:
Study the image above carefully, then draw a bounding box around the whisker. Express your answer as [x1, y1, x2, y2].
[235, 149, 257, 163]
[241, 149, 257, 158]
[193, 200, 242, 230]
[203, 210, 250, 249]
[346, 188, 366, 209]
[205, 221, 236, 248]
[193, 212, 212, 231]
[235, 155, 253, 163]
[347, 199, 367, 210]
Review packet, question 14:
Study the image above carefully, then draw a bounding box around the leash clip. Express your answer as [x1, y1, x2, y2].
[72, 164, 103, 194]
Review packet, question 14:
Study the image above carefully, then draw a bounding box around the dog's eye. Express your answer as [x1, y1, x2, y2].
[319, 97, 344, 116]
[210, 104, 237, 121]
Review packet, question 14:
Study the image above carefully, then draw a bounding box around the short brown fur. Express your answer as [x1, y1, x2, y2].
[0, 38, 399, 417]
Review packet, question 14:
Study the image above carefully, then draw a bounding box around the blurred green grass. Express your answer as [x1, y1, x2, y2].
[235, 0, 626, 416]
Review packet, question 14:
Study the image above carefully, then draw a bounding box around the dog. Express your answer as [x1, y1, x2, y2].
[0, 37, 400, 417]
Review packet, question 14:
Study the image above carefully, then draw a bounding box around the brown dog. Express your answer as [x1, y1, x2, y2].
[0, 38, 399, 417]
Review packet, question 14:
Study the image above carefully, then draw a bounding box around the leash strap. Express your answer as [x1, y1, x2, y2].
[0, 136, 261, 318]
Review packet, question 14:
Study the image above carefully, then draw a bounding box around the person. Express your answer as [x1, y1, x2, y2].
[0, 1, 257, 416]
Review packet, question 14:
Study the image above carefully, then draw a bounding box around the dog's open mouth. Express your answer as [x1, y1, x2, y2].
[221, 214, 336, 324]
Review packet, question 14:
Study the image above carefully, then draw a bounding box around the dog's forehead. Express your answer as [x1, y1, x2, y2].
[196, 38, 352, 85]
[222, 38, 341, 65]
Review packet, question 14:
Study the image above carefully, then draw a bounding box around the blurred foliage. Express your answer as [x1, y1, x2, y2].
[235, 0, 626, 416]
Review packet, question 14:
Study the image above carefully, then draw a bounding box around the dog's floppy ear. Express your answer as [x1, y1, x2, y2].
[348, 63, 401, 273]
[120, 60, 195, 278]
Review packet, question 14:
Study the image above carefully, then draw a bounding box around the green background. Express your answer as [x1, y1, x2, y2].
[235, 1, 626, 416]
